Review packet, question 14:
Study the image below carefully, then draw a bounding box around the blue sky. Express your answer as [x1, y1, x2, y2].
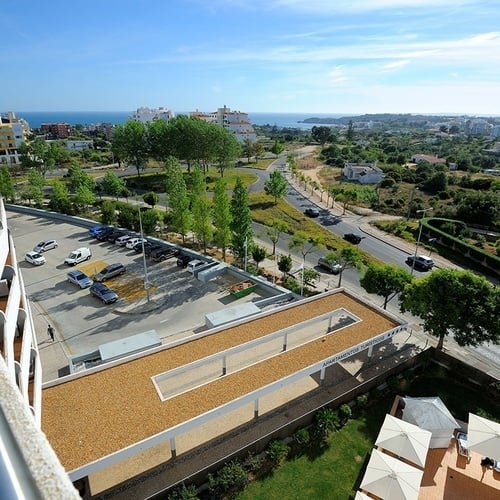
[3, 0, 499, 115]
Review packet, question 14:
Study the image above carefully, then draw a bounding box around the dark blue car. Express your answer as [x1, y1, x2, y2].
[89, 283, 119, 304]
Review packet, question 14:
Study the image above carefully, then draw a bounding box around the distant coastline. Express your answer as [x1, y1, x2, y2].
[13, 110, 495, 131]
[15, 111, 347, 130]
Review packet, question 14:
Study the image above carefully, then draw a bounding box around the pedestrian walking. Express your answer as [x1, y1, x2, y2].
[47, 324, 55, 342]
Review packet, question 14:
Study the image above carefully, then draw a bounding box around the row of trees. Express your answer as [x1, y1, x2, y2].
[111, 115, 241, 177]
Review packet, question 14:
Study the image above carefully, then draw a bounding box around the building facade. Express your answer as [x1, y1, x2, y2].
[129, 106, 175, 123]
[0, 112, 30, 165]
[190, 105, 257, 143]
[343, 162, 385, 184]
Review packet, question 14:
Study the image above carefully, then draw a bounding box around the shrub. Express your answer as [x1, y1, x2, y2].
[339, 404, 352, 423]
[245, 452, 264, 473]
[208, 460, 248, 499]
[313, 408, 339, 442]
[266, 439, 290, 468]
[167, 483, 199, 500]
[293, 428, 310, 447]
[356, 394, 368, 409]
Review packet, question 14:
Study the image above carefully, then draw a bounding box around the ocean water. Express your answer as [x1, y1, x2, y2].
[15, 111, 347, 129]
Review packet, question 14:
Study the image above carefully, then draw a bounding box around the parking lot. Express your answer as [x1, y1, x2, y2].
[7, 211, 276, 379]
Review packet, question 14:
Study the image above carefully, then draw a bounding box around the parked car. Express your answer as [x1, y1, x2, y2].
[64, 247, 92, 266]
[317, 257, 342, 274]
[107, 230, 127, 243]
[115, 234, 133, 246]
[145, 243, 163, 257]
[90, 225, 111, 238]
[25, 251, 45, 266]
[406, 255, 434, 271]
[96, 227, 115, 241]
[187, 259, 206, 274]
[93, 263, 126, 282]
[134, 240, 153, 253]
[304, 207, 320, 218]
[343, 233, 363, 245]
[88, 225, 104, 237]
[126, 237, 147, 250]
[33, 239, 58, 253]
[176, 254, 193, 268]
[67, 270, 93, 289]
[151, 246, 179, 262]
[89, 283, 119, 304]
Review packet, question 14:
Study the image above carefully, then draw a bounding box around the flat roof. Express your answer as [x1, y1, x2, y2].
[42, 291, 400, 473]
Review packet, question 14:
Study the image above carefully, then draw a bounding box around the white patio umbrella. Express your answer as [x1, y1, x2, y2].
[467, 413, 500, 461]
[354, 491, 372, 500]
[360, 449, 423, 500]
[375, 414, 432, 468]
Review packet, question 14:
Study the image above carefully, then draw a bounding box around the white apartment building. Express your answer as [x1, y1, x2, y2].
[0, 111, 30, 165]
[190, 105, 257, 143]
[129, 106, 175, 123]
[0, 197, 79, 498]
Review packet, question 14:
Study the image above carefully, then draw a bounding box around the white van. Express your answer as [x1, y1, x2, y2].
[64, 247, 92, 266]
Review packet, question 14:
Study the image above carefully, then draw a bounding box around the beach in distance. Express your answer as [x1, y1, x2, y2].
[16, 111, 346, 130]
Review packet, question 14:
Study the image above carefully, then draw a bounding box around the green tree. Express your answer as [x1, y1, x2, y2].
[73, 185, 96, 212]
[141, 208, 162, 234]
[253, 141, 265, 162]
[400, 269, 499, 350]
[192, 195, 213, 253]
[101, 171, 125, 200]
[21, 168, 45, 206]
[346, 120, 355, 141]
[230, 177, 253, 264]
[143, 191, 159, 207]
[147, 118, 171, 163]
[265, 219, 288, 256]
[49, 179, 72, 213]
[0, 166, 15, 201]
[251, 245, 267, 271]
[264, 170, 288, 205]
[325, 247, 363, 287]
[112, 121, 150, 176]
[271, 139, 285, 157]
[242, 138, 254, 163]
[167, 162, 191, 242]
[289, 230, 323, 264]
[360, 264, 414, 309]
[212, 179, 232, 261]
[278, 254, 293, 278]
[311, 126, 332, 145]
[67, 163, 95, 192]
[100, 200, 117, 225]
[214, 127, 240, 177]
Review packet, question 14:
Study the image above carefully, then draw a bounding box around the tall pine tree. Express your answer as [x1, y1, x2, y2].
[230, 177, 253, 265]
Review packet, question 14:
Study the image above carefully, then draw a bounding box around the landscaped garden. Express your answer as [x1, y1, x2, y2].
[166, 359, 499, 499]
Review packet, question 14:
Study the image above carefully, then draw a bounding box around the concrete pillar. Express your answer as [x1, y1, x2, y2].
[282, 332, 288, 351]
[254, 399, 259, 419]
[222, 355, 227, 376]
[320, 366, 326, 385]
[170, 437, 177, 459]
[367, 345, 373, 358]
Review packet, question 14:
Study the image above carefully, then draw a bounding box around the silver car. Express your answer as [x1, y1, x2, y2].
[33, 239, 58, 253]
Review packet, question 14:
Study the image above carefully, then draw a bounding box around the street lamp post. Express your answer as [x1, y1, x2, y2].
[411, 207, 433, 274]
[137, 200, 151, 302]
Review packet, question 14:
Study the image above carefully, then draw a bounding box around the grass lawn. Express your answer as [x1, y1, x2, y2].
[249, 192, 381, 267]
[237, 396, 391, 500]
[236, 365, 499, 500]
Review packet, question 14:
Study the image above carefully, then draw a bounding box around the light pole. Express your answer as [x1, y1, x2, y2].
[406, 186, 419, 220]
[136, 199, 151, 302]
[411, 207, 433, 274]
